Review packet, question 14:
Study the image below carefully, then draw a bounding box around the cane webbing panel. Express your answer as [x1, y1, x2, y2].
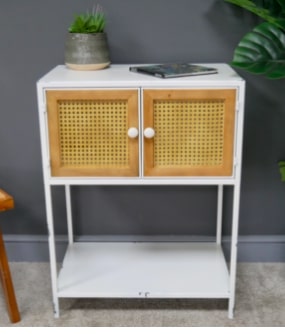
[46, 90, 139, 176]
[143, 89, 236, 176]
[153, 99, 225, 167]
[58, 99, 129, 167]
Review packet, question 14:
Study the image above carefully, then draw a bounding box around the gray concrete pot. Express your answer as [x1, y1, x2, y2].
[65, 33, 110, 70]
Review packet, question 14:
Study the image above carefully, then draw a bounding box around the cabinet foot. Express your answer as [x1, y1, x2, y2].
[228, 301, 234, 319]
[53, 301, 60, 318]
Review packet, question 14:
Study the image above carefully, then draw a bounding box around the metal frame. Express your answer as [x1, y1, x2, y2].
[37, 64, 245, 319]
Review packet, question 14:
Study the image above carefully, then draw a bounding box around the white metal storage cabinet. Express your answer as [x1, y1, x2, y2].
[37, 64, 245, 318]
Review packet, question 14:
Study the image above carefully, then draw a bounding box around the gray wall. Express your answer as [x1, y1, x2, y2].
[1, 0, 285, 261]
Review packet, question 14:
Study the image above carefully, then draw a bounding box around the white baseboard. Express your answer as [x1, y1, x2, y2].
[4, 234, 285, 262]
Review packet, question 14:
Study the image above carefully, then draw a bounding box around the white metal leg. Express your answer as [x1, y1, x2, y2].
[65, 185, 74, 245]
[228, 183, 241, 319]
[44, 184, 60, 318]
[216, 185, 223, 245]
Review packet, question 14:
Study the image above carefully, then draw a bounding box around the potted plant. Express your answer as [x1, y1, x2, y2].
[224, 0, 285, 177]
[65, 4, 110, 70]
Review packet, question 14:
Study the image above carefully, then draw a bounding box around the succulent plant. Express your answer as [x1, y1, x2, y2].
[69, 4, 106, 33]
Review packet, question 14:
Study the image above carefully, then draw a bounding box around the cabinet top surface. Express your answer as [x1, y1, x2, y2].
[37, 64, 244, 88]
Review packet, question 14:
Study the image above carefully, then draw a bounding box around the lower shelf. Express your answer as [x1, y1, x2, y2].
[57, 242, 230, 299]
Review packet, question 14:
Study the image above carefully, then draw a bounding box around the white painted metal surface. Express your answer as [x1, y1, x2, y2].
[37, 64, 245, 318]
[48, 177, 237, 186]
[37, 64, 244, 88]
[216, 185, 223, 245]
[65, 185, 74, 245]
[58, 242, 230, 298]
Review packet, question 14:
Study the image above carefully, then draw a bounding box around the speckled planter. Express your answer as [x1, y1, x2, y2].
[64, 33, 110, 70]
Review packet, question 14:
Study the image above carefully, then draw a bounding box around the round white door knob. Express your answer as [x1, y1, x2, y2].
[127, 127, 139, 138]
[144, 127, 155, 139]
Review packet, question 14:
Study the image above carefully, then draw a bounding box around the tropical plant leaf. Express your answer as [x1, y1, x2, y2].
[278, 161, 285, 181]
[255, 0, 285, 17]
[231, 22, 285, 78]
[277, 0, 285, 12]
[225, 0, 285, 30]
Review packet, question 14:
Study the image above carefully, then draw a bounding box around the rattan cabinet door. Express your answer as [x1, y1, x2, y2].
[143, 89, 236, 177]
[46, 90, 139, 177]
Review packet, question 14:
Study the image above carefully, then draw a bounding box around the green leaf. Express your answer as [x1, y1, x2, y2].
[277, 0, 285, 12]
[278, 161, 285, 181]
[225, 0, 285, 30]
[68, 8, 106, 33]
[231, 22, 285, 78]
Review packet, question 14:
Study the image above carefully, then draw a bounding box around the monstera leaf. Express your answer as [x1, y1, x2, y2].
[278, 161, 285, 181]
[231, 22, 285, 78]
[225, 0, 285, 30]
